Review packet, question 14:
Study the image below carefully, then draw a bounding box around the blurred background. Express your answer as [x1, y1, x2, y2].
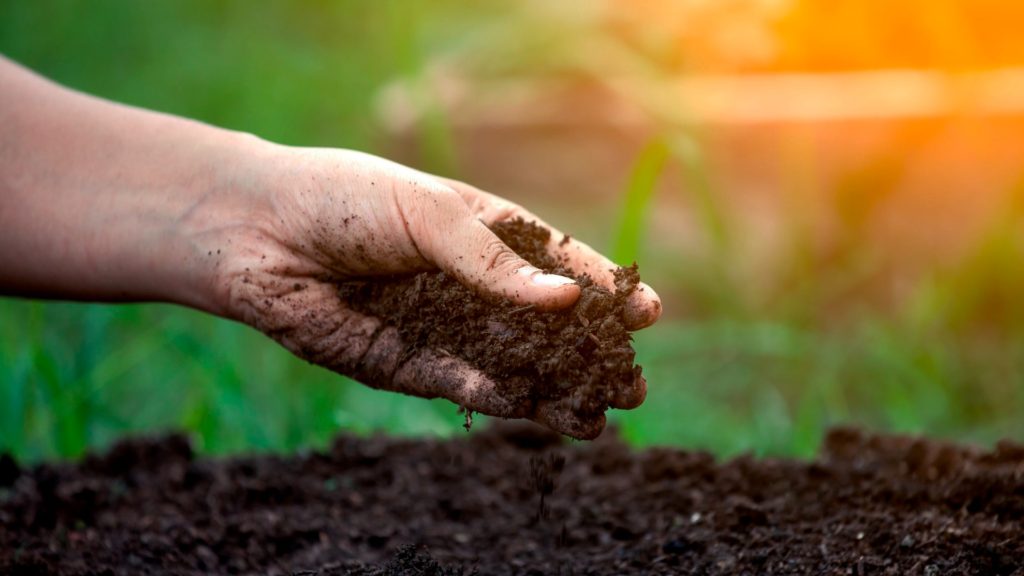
[2, 0, 1023, 460]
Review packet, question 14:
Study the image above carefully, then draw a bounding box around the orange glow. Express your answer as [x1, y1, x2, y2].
[605, 0, 1024, 73]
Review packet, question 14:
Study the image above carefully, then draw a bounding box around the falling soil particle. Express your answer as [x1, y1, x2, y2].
[2, 424, 1023, 575]
[338, 218, 642, 424]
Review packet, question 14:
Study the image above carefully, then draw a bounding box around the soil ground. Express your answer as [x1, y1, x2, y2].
[2, 423, 1023, 575]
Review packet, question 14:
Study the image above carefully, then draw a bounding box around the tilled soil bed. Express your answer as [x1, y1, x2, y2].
[1, 424, 1023, 575]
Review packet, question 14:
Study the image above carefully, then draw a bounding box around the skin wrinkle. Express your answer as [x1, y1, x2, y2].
[388, 184, 429, 269]
[239, 278, 379, 375]
[293, 304, 369, 369]
[480, 233, 519, 275]
[292, 303, 363, 363]
[351, 325, 403, 389]
[305, 313, 380, 375]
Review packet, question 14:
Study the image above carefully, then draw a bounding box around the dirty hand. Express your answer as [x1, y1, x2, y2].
[210, 145, 662, 438]
[0, 56, 659, 438]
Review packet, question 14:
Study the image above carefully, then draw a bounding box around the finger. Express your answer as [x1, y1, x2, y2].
[414, 189, 580, 311]
[609, 371, 647, 410]
[532, 398, 607, 440]
[390, 349, 534, 419]
[439, 179, 663, 330]
[361, 336, 617, 439]
[232, 270, 540, 417]
[543, 234, 662, 330]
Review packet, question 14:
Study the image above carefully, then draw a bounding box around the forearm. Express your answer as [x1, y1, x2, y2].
[0, 56, 270, 312]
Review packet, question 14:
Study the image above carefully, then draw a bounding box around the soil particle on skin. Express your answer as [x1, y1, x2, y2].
[337, 219, 642, 423]
[2, 424, 1023, 575]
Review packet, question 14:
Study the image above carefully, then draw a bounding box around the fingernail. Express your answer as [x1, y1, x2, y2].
[533, 273, 576, 287]
[516, 266, 576, 287]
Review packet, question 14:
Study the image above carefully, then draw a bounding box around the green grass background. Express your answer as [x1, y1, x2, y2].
[2, 1, 1022, 461]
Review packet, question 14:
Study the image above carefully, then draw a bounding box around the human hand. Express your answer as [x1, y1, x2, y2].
[193, 145, 662, 438]
[0, 57, 657, 437]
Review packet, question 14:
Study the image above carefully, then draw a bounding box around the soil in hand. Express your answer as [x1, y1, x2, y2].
[338, 218, 642, 433]
[2, 424, 1023, 575]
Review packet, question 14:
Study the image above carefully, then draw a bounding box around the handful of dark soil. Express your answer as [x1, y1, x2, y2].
[338, 218, 642, 427]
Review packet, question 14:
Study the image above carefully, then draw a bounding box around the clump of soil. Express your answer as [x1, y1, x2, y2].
[338, 218, 642, 421]
[2, 424, 1022, 575]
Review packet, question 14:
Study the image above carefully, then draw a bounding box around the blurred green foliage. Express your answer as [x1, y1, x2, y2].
[610, 129, 1024, 456]
[1, 1, 1022, 461]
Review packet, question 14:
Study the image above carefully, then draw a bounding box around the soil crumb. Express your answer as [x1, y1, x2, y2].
[2, 424, 1023, 575]
[338, 218, 642, 424]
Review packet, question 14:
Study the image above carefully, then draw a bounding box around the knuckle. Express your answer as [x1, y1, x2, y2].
[483, 200, 519, 224]
[424, 186, 466, 215]
[479, 233, 523, 275]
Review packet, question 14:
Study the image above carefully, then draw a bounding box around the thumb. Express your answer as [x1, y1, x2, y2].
[423, 211, 580, 310]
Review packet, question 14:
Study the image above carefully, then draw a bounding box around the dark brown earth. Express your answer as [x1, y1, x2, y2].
[338, 218, 642, 423]
[2, 424, 1023, 575]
